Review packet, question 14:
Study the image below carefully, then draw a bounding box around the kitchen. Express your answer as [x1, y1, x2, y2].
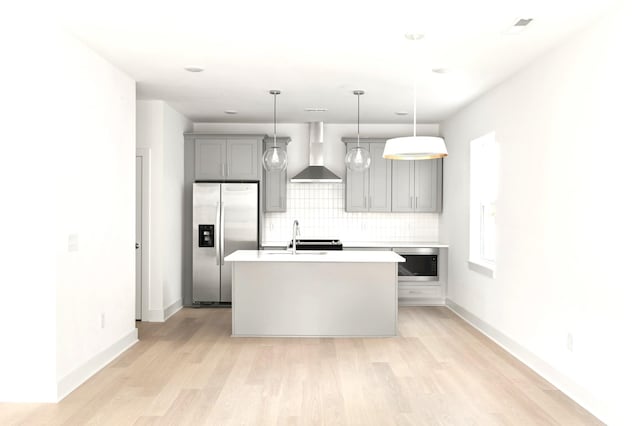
[1, 1, 638, 425]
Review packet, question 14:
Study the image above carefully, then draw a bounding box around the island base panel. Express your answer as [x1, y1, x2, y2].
[232, 262, 397, 337]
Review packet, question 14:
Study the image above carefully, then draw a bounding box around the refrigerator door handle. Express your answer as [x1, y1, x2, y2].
[215, 202, 221, 266]
[220, 202, 225, 265]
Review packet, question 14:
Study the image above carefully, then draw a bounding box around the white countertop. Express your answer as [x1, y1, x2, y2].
[225, 250, 405, 263]
[261, 241, 448, 248]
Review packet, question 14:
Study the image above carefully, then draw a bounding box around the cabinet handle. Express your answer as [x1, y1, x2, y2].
[369, 195, 372, 210]
[220, 164, 224, 177]
[410, 196, 413, 208]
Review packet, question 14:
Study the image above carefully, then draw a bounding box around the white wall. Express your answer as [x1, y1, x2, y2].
[136, 101, 165, 318]
[0, 21, 137, 401]
[137, 100, 192, 320]
[440, 2, 639, 424]
[162, 104, 191, 310]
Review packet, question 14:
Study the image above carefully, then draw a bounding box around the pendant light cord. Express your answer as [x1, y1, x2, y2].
[273, 92, 278, 148]
[357, 92, 361, 147]
[413, 74, 417, 137]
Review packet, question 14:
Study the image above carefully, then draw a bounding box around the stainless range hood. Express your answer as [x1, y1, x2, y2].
[290, 122, 342, 183]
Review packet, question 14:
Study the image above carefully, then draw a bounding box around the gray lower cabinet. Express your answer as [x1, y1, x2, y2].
[344, 141, 392, 212]
[392, 159, 442, 212]
[262, 137, 290, 212]
[346, 244, 446, 306]
[187, 134, 263, 181]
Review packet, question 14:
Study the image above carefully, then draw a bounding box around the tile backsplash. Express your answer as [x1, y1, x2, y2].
[263, 183, 439, 242]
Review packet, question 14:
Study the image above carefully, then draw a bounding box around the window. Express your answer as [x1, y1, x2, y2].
[469, 132, 498, 276]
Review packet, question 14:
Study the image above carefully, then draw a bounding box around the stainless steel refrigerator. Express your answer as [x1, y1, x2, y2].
[192, 182, 259, 304]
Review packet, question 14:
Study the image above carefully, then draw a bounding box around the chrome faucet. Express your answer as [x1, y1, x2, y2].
[291, 220, 300, 255]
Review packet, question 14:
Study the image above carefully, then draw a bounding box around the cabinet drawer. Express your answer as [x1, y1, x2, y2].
[398, 284, 442, 299]
[398, 283, 444, 306]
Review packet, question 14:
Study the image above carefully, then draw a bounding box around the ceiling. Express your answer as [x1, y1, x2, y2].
[60, 0, 617, 123]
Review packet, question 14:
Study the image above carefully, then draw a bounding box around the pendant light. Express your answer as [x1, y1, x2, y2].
[262, 90, 287, 171]
[345, 90, 371, 172]
[383, 34, 448, 160]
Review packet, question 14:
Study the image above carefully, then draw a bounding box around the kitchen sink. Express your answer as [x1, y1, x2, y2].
[262, 250, 327, 255]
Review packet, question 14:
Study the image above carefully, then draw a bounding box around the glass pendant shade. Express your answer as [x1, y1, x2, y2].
[345, 89, 372, 172]
[382, 136, 448, 160]
[262, 145, 287, 171]
[262, 89, 287, 171]
[345, 146, 372, 172]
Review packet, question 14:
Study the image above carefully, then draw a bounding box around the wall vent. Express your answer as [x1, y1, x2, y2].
[514, 18, 533, 27]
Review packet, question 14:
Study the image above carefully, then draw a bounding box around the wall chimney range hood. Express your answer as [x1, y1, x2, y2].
[290, 122, 342, 183]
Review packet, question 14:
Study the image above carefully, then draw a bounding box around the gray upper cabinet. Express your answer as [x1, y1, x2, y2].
[391, 160, 413, 212]
[262, 137, 290, 212]
[368, 143, 392, 211]
[194, 138, 226, 180]
[226, 138, 261, 180]
[344, 140, 392, 212]
[392, 158, 443, 212]
[414, 159, 442, 212]
[187, 134, 262, 181]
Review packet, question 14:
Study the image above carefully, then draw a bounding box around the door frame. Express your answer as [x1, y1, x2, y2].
[136, 148, 151, 321]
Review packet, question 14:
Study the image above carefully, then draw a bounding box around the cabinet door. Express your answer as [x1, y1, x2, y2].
[263, 143, 287, 212]
[226, 139, 260, 180]
[368, 143, 392, 212]
[345, 143, 369, 212]
[414, 158, 442, 212]
[195, 139, 226, 180]
[391, 160, 414, 212]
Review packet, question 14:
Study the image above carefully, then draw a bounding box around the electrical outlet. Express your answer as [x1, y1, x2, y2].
[100, 313, 106, 329]
[566, 332, 573, 352]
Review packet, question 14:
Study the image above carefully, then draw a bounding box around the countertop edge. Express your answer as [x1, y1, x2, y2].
[225, 250, 406, 263]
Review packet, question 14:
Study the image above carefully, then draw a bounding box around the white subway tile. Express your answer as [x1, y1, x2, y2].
[264, 183, 439, 242]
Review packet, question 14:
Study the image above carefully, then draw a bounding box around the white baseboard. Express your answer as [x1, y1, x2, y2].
[445, 299, 607, 424]
[147, 298, 183, 322]
[146, 309, 165, 322]
[57, 328, 138, 401]
[164, 298, 183, 320]
[399, 298, 445, 306]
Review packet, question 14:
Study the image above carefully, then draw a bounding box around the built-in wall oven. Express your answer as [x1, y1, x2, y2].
[393, 247, 439, 282]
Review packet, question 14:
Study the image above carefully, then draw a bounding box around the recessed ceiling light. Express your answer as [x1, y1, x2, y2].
[395, 111, 409, 116]
[503, 18, 533, 35]
[304, 108, 328, 112]
[224, 110, 238, 115]
[432, 68, 450, 74]
[184, 66, 205, 72]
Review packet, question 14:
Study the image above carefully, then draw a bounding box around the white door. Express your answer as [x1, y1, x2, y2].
[135, 156, 143, 320]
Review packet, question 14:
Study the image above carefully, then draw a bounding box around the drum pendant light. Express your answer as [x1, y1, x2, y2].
[383, 34, 448, 160]
[262, 90, 287, 171]
[345, 90, 371, 172]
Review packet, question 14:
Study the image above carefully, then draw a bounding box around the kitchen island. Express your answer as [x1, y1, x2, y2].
[224, 250, 405, 337]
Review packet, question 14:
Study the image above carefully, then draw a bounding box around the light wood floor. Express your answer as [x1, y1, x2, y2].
[0, 307, 602, 425]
